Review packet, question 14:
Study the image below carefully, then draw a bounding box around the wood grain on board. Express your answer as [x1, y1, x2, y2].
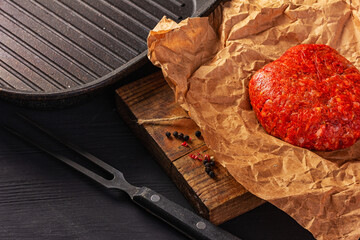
[116, 71, 265, 224]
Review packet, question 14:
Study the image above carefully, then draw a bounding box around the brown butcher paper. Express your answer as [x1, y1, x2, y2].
[147, 0, 360, 239]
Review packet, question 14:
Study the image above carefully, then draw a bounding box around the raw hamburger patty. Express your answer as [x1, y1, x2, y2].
[249, 44, 360, 151]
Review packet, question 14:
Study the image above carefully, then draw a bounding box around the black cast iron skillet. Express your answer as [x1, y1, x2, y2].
[0, 0, 222, 107]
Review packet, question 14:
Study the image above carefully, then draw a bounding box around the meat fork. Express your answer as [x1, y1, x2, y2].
[4, 114, 241, 240]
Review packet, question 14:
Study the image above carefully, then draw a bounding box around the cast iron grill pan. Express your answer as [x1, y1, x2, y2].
[0, 0, 220, 106]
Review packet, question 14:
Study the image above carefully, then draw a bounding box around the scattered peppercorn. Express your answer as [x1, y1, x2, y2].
[195, 130, 201, 138]
[183, 135, 189, 141]
[173, 131, 178, 138]
[165, 132, 171, 138]
[178, 133, 184, 139]
[210, 156, 215, 160]
[181, 141, 189, 147]
[188, 152, 216, 177]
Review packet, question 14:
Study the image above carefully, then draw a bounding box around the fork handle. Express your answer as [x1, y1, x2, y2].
[132, 187, 241, 240]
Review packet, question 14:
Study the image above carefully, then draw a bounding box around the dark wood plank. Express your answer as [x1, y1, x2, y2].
[116, 71, 265, 224]
[0, 91, 191, 240]
[0, 77, 315, 240]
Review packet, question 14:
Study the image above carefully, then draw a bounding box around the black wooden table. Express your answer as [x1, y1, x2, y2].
[0, 68, 314, 240]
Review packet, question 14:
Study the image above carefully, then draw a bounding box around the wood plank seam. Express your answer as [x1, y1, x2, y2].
[115, 71, 265, 225]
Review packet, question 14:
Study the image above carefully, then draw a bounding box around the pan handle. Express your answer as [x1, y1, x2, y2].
[132, 187, 242, 240]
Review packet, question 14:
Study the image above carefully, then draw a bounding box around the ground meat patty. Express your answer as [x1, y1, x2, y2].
[249, 44, 360, 151]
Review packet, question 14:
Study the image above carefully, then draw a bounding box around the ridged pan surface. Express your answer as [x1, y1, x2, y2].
[0, 0, 220, 103]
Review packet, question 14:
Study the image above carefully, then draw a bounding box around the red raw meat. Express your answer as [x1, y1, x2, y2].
[249, 44, 360, 150]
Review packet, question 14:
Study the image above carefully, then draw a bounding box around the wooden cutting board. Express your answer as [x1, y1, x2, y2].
[116, 71, 265, 225]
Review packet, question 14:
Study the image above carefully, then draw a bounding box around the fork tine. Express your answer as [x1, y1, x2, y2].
[3, 125, 116, 188]
[16, 113, 119, 174]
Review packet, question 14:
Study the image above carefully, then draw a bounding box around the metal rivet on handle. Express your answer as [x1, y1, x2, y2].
[196, 221, 206, 230]
[150, 194, 160, 202]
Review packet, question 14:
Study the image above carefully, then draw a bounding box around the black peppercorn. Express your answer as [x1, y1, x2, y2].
[173, 131, 178, 138]
[204, 163, 211, 168]
[205, 167, 211, 173]
[165, 132, 171, 138]
[183, 135, 189, 141]
[208, 171, 215, 178]
[178, 133, 184, 139]
[195, 130, 201, 138]
[203, 159, 208, 165]
[210, 160, 215, 167]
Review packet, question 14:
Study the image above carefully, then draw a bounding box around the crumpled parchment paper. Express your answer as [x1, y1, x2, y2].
[147, 0, 360, 239]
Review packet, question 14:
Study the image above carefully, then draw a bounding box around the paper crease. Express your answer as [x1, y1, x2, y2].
[147, 0, 360, 239]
